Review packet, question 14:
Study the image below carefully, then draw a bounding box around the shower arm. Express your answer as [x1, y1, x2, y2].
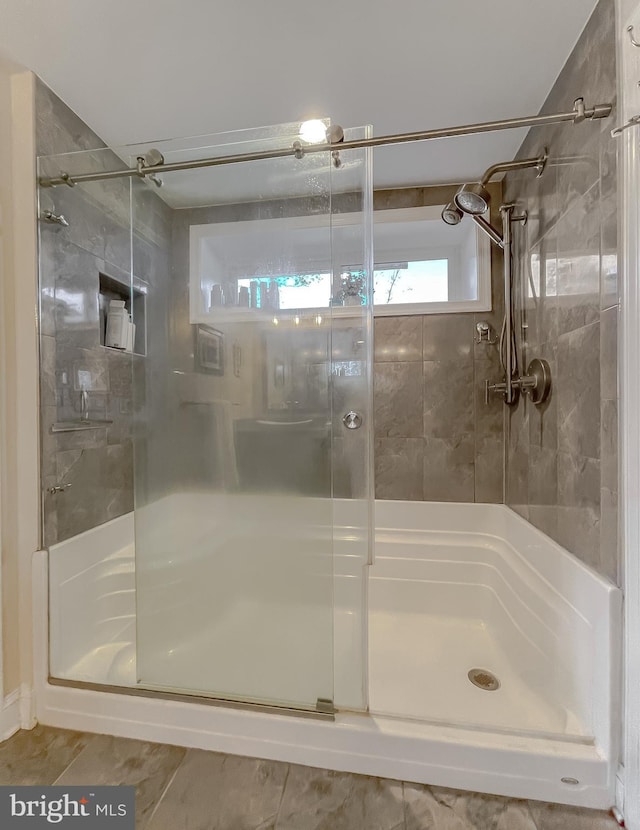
[479, 153, 548, 187]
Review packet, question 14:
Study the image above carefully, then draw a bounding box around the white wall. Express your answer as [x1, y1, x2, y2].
[0, 56, 39, 736]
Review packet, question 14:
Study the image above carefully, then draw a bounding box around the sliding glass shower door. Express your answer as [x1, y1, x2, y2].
[131, 123, 372, 712]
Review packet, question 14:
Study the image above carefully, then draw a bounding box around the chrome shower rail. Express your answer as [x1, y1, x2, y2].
[38, 97, 612, 188]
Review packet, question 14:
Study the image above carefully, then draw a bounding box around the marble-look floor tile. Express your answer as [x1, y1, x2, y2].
[147, 749, 288, 830]
[55, 734, 185, 830]
[276, 765, 404, 830]
[404, 784, 467, 830]
[0, 726, 91, 786]
[528, 800, 619, 829]
[404, 785, 536, 830]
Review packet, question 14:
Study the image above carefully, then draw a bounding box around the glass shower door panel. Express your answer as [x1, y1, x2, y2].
[132, 124, 359, 711]
[329, 130, 374, 711]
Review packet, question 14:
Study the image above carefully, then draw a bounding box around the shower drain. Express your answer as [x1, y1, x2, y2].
[468, 668, 501, 691]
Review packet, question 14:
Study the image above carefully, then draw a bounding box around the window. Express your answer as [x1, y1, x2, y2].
[370, 206, 491, 316]
[189, 204, 491, 322]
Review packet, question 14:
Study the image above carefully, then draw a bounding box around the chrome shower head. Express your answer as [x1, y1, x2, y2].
[454, 182, 491, 215]
[441, 202, 464, 225]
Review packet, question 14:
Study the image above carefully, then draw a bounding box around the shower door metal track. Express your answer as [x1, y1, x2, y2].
[38, 97, 612, 188]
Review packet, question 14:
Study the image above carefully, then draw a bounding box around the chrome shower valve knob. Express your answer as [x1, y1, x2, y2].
[342, 411, 362, 429]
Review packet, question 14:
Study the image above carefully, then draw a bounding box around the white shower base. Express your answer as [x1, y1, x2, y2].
[37, 497, 621, 808]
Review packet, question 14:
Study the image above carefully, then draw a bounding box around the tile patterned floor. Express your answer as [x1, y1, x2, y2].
[0, 726, 619, 829]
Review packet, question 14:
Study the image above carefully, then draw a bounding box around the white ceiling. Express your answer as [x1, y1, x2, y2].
[0, 0, 600, 201]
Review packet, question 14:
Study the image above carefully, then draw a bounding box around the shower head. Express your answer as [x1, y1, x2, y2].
[454, 182, 492, 216]
[441, 202, 464, 225]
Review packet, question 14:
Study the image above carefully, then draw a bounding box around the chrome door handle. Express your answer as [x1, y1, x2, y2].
[342, 411, 362, 429]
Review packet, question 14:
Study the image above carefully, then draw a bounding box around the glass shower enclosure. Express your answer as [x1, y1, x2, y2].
[40, 122, 373, 715]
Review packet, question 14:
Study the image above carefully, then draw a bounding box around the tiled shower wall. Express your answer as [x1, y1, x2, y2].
[503, 0, 619, 584]
[37, 80, 172, 546]
[373, 185, 505, 503]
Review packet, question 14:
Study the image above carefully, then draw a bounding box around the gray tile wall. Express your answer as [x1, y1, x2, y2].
[373, 185, 505, 503]
[503, 0, 619, 583]
[161, 193, 365, 499]
[36, 80, 172, 545]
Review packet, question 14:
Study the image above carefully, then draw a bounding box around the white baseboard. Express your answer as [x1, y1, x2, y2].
[0, 690, 22, 741]
[0, 685, 36, 742]
[19, 684, 35, 730]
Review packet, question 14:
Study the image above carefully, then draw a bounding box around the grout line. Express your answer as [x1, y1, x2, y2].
[142, 747, 188, 829]
[51, 732, 97, 785]
[401, 781, 408, 830]
[272, 763, 292, 828]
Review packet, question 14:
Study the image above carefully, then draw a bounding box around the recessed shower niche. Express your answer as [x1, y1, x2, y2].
[98, 271, 147, 356]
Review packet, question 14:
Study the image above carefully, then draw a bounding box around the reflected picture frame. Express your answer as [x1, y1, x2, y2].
[195, 325, 224, 375]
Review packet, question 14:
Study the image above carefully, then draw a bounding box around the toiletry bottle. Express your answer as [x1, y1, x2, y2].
[250, 280, 259, 308]
[269, 279, 280, 310]
[224, 282, 237, 306]
[105, 300, 128, 349]
[210, 284, 224, 307]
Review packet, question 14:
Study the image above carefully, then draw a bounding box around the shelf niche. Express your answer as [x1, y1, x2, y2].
[98, 272, 147, 356]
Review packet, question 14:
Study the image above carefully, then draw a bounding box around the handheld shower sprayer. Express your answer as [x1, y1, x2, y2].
[441, 150, 552, 408]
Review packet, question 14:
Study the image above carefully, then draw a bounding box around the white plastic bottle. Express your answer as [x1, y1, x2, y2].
[105, 300, 128, 349]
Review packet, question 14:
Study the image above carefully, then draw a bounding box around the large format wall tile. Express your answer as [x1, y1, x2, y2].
[374, 316, 423, 363]
[373, 305, 504, 503]
[503, 0, 618, 583]
[557, 322, 600, 465]
[37, 79, 171, 545]
[423, 435, 475, 502]
[374, 362, 423, 439]
[375, 438, 424, 500]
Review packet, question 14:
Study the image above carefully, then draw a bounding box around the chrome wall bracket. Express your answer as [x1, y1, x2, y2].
[612, 114, 640, 137]
[47, 484, 72, 495]
[40, 210, 69, 227]
[475, 321, 498, 345]
[628, 24, 640, 47]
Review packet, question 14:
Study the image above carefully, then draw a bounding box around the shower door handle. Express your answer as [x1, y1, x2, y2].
[342, 411, 362, 430]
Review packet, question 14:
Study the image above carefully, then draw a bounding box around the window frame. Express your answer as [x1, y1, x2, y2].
[370, 206, 492, 317]
[189, 204, 492, 322]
